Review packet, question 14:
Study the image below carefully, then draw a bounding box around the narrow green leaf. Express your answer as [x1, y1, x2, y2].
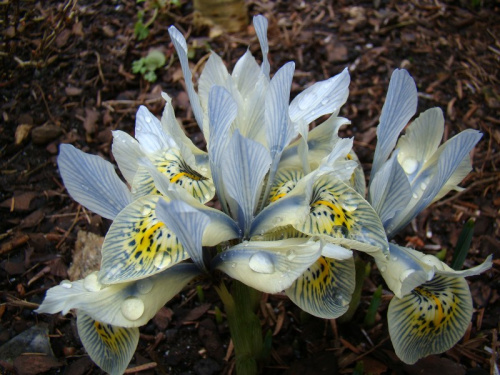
[364, 285, 383, 327]
[451, 218, 475, 270]
[338, 258, 367, 323]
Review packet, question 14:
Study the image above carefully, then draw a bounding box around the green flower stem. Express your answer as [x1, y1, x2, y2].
[216, 280, 264, 375]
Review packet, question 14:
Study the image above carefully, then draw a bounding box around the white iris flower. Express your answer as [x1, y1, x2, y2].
[38, 16, 389, 374]
[368, 69, 491, 364]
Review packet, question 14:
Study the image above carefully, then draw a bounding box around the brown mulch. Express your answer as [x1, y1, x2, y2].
[1, 0, 499, 374]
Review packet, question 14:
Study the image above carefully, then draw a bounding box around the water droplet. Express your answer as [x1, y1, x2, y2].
[340, 193, 358, 212]
[401, 158, 418, 174]
[243, 241, 249, 247]
[321, 98, 330, 106]
[145, 116, 151, 123]
[136, 125, 142, 132]
[154, 253, 171, 269]
[137, 278, 154, 294]
[286, 249, 296, 261]
[420, 182, 428, 190]
[380, 266, 387, 272]
[121, 297, 145, 321]
[248, 252, 275, 274]
[392, 256, 398, 261]
[231, 262, 237, 268]
[134, 262, 143, 271]
[83, 272, 102, 292]
[141, 206, 152, 216]
[298, 92, 317, 111]
[412, 192, 418, 199]
[60, 280, 72, 289]
[341, 299, 350, 307]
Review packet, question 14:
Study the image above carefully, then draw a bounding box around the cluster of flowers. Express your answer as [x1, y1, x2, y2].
[37, 15, 491, 375]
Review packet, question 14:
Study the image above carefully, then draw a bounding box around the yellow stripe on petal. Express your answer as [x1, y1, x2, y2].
[286, 255, 355, 319]
[77, 312, 139, 375]
[388, 275, 473, 364]
[269, 168, 304, 202]
[99, 195, 189, 284]
[295, 175, 388, 253]
[132, 148, 215, 203]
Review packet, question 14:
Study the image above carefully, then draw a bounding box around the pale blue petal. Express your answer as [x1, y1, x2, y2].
[198, 52, 231, 111]
[112, 130, 144, 185]
[369, 152, 412, 229]
[155, 199, 210, 270]
[232, 50, 262, 98]
[388, 129, 482, 237]
[77, 312, 139, 375]
[222, 130, 272, 236]
[253, 15, 270, 78]
[168, 26, 204, 130]
[371, 69, 417, 179]
[37, 263, 200, 327]
[207, 85, 238, 213]
[135, 105, 176, 153]
[212, 238, 322, 293]
[289, 68, 350, 125]
[58, 144, 132, 220]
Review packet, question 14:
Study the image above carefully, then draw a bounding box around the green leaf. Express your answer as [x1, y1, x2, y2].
[363, 284, 383, 327]
[451, 218, 475, 270]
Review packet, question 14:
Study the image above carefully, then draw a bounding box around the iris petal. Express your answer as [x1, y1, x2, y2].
[77, 312, 139, 375]
[388, 275, 472, 364]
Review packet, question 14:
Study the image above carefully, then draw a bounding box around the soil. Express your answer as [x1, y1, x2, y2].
[0, 1, 499, 374]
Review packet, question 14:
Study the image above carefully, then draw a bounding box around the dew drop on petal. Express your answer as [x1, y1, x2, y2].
[134, 263, 143, 271]
[248, 252, 275, 274]
[154, 252, 171, 269]
[60, 280, 72, 289]
[141, 206, 152, 216]
[412, 192, 418, 199]
[145, 116, 151, 123]
[231, 262, 237, 268]
[121, 297, 145, 321]
[340, 193, 358, 212]
[286, 249, 296, 261]
[401, 158, 418, 174]
[83, 272, 102, 292]
[136, 278, 154, 294]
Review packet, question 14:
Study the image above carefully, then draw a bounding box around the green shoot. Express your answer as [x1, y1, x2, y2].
[451, 218, 475, 270]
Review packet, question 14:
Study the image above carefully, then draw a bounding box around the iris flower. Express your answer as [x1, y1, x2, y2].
[38, 15, 389, 374]
[368, 69, 492, 364]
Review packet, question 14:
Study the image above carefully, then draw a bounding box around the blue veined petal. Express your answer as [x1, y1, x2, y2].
[155, 199, 210, 271]
[317, 137, 357, 182]
[268, 167, 304, 203]
[168, 26, 204, 130]
[395, 107, 444, 183]
[369, 152, 412, 229]
[76, 312, 139, 375]
[388, 129, 482, 237]
[374, 244, 434, 299]
[294, 174, 389, 254]
[208, 85, 238, 213]
[232, 50, 262, 99]
[98, 195, 188, 284]
[160, 92, 208, 169]
[112, 130, 144, 185]
[198, 53, 231, 112]
[286, 255, 355, 319]
[347, 151, 366, 197]
[253, 15, 270, 78]
[279, 115, 350, 171]
[131, 148, 215, 203]
[431, 155, 471, 203]
[134, 105, 177, 153]
[222, 130, 271, 236]
[289, 68, 350, 126]
[37, 263, 201, 328]
[58, 144, 132, 220]
[388, 275, 473, 364]
[212, 238, 322, 294]
[138, 162, 241, 245]
[260, 62, 296, 209]
[370, 69, 417, 179]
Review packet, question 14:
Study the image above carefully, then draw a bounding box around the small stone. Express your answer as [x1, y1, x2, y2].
[31, 124, 62, 145]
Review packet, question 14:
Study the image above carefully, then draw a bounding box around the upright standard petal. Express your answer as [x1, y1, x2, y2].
[37, 264, 201, 328]
[112, 130, 145, 185]
[222, 130, 271, 236]
[370, 69, 417, 179]
[168, 26, 204, 130]
[369, 153, 412, 229]
[388, 275, 472, 364]
[58, 144, 132, 220]
[286, 254, 355, 319]
[212, 239, 322, 294]
[289, 68, 350, 126]
[77, 312, 139, 375]
[99, 195, 188, 284]
[134, 105, 177, 153]
[155, 199, 210, 270]
[253, 15, 270, 78]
